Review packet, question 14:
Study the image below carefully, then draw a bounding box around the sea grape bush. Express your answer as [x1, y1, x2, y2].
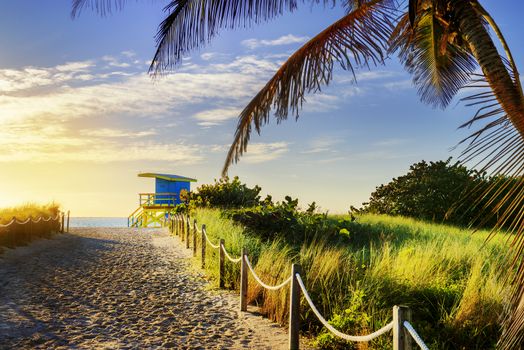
[191, 176, 261, 208]
[189, 177, 354, 244]
[361, 158, 499, 227]
[224, 196, 352, 245]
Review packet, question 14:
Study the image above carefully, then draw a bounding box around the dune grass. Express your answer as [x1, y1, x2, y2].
[0, 202, 60, 224]
[190, 208, 510, 349]
[0, 203, 61, 250]
[192, 209, 262, 289]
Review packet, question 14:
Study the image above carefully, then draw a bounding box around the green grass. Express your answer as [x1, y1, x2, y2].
[192, 209, 262, 289]
[190, 209, 510, 349]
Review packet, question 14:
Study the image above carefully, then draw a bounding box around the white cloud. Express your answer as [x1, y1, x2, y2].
[200, 52, 231, 61]
[193, 108, 240, 126]
[304, 93, 341, 112]
[0, 53, 287, 164]
[302, 136, 344, 154]
[121, 50, 136, 58]
[0, 68, 53, 92]
[373, 138, 411, 147]
[55, 60, 95, 72]
[200, 52, 216, 61]
[356, 71, 400, 81]
[0, 140, 204, 163]
[80, 128, 157, 138]
[242, 142, 289, 163]
[242, 34, 309, 50]
[384, 79, 412, 90]
[102, 55, 132, 68]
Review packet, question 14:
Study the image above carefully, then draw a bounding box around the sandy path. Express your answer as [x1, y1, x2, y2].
[0, 228, 299, 349]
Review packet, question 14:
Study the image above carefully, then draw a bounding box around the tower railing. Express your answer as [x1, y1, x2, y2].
[139, 193, 177, 207]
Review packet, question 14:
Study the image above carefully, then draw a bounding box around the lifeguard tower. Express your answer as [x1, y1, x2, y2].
[128, 172, 197, 228]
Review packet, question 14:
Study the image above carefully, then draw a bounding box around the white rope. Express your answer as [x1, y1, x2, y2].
[403, 321, 429, 350]
[244, 257, 292, 291]
[220, 244, 242, 263]
[0, 212, 62, 228]
[203, 228, 220, 249]
[296, 274, 394, 342]
[0, 218, 16, 227]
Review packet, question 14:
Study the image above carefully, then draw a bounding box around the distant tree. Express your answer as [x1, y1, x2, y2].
[362, 158, 484, 225]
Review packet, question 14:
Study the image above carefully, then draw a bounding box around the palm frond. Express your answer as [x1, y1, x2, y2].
[408, 0, 418, 27]
[389, 8, 477, 109]
[222, 0, 396, 176]
[149, 0, 304, 73]
[71, 0, 129, 17]
[447, 3, 524, 347]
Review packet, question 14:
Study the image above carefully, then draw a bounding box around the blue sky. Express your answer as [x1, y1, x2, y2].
[0, 0, 523, 216]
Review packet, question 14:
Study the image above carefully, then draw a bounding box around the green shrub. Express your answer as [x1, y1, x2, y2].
[314, 289, 373, 350]
[191, 176, 261, 208]
[224, 196, 351, 245]
[360, 158, 506, 228]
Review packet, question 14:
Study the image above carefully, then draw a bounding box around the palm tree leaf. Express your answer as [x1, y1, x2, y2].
[447, 3, 524, 347]
[72, 0, 130, 17]
[408, 0, 418, 27]
[389, 8, 477, 109]
[221, 0, 396, 176]
[149, 0, 306, 73]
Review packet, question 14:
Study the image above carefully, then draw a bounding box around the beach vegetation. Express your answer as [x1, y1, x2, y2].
[195, 206, 508, 349]
[0, 203, 61, 250]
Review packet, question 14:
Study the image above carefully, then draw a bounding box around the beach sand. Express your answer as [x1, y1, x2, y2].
[0, 228, 312, 349]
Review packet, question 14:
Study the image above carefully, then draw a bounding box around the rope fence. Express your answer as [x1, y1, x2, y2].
[168, 213, 429, 350]
[221, 243, 243, 263]
[295, 273, 394, 342]
[244, 256, 292, 291]
[403, 321, 430, 350]
[0, 211, 70, 249]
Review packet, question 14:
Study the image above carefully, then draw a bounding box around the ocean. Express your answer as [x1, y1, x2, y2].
[70, 217, 128, 228]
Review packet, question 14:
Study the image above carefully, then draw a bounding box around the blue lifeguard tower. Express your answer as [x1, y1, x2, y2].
[128, 173, 197, 228]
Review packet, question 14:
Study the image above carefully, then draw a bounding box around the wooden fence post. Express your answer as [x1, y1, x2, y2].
[201, 224, 206, 269]
[193, 219, 197, 257]
[289, 263, 302, 350]
[393, 305, 412, 350]
[240, 248, 248, 312]
[29, 216, 33, 242]
[180, 215, 185, 242]
[219, 239, 225, 288]
[61, 212, 65, 233]
[11, 216, 17, 247]
[66, 210, 70, 233]
[186, 215, 190, 249]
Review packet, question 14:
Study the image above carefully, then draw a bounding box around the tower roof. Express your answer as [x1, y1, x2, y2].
[138, 173, 197, 182]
